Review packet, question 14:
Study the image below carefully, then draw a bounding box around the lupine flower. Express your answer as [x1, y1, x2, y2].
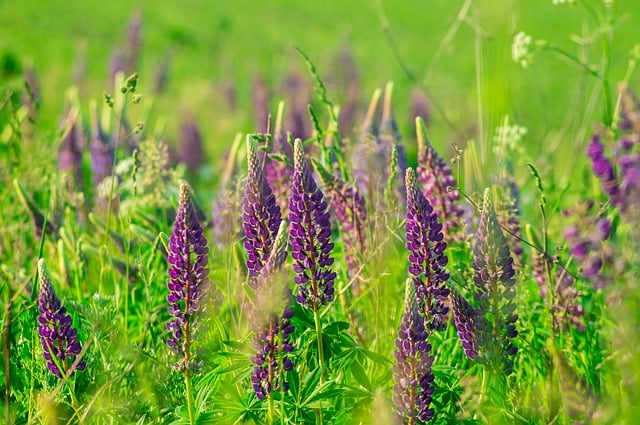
[451, 290, 481, 360]
[393, 279, 435, 424]
[473, 188, 518, 375]
[178, 118, 205, 173]
[495, 179, 523, 267]
[588, 136, 622, 208]
[282, 72, 312, 141]
[58, 107, 84, 189]
[264, 106, 295, 215]
[242, 136, 283, 286]
[251, 308, 295, 399]
[405, 168, 450, 331]
[352, 88, 385, 202]
[249, 221, 296, 400]
[379, 82, 407, 205]
[167, 183, 210, 371]
[415, 117, 464, 241]
[252, 74, 270, 133]
[125, 12, 142, 74]
[89, 101, 114, 186]
[37, 259, 86, 379]
[410, 89, 430, 130]
[289, 139, 336, 311]
[563, 202, 613, 289]
[528, 225, 585, 331]
[335, 46, 359, 137]
[212, 135, 243, 249]
[312, 159, 368, 278]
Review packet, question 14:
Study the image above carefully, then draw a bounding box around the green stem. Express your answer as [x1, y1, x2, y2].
[543, 45, 601, 78]
[267, 394, 274, 425]
[313, 309, 325, 378]
[184, 372, 196, 425]
[313, 308, 325, 424]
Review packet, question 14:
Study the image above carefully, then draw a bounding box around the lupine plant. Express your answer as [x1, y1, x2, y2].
[4, 4, 640, 423]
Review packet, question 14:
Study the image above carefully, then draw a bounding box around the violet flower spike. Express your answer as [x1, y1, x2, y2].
[288, 139, 336, 311]
[242, 136, 283, 286]
[451, 290, 481, 360]
[312, 159, 368, 279]
[415, 117, 464, 241]
[166, 183, 209, 370]
[37, 259, 86, 379]
[250, 221, 296, 399]
[473, 188, 518, 375]
[393, 279, 435, 424]
[405, 168, 450, 331]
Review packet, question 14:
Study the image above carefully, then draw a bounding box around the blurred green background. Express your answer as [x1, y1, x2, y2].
[1, 0, 638, 184]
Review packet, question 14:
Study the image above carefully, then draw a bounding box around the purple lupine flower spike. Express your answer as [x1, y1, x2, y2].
[405, 168, 450, 331]
[473, 188, 518, 375]
[251, 222, 295, 399]
[243, 135, 283, 286]
[264, 103, 295, 215]
[415, 117, 464, 241]
[178, 118, 205, 174]
[289, 139, 336, 311]
[37, 259, 86, 379]
[312, 159, 368, 279]
[588, 136, 622, 210]
[58, 107, 84, 189]
[451, 290, 481, 360]
[393, 279, 435, 424]
[89, 101, 114, 185]
[167, 183, 210, 370]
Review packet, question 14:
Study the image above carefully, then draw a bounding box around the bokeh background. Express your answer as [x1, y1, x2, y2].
[1, 0, 639, 185]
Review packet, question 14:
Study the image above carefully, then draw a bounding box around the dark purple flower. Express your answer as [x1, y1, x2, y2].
[495, 178, 523, 267]
[37, 259, 86, 379]
[252, 74, 270, 133]
[282, 72, 312, 141]
[178, 118, 205, 173]
[451, 290, 481, 360]
[251, 307, 295, 400]
[473, 188, 518, 375]
[242, 136, 283, 286]
[250, 221, 295, 399]
[393, 279, 435, 424]
[89, 102, 114, 185]
[58, 107, 84, 189]
[125, 12, 142, 73]
[405, 168, 450, 331]
[415, 117, 464, 241]
[410, 89, 430, 130]
[588, 136, 622, 209]
[167, 183, 209, 368]
[563, 203, 613, 289]
[313, 160, 368, 279]
[288, 139, 336, 311]
[264, 111, 294, 216]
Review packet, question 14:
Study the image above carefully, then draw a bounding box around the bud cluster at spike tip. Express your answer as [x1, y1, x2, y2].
[242, 136, 283, 286]
[37, 259, 86, 378]
[288, 139, 336, 310]
[166, 183, 209, 358]
[405, 167, 450, 331]
[472, 188, 518, 374]
[415, 117, 464, 241]
[393, 280, 435, 424]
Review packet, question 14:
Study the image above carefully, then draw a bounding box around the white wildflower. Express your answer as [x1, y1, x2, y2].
[512, 32, 535, 68]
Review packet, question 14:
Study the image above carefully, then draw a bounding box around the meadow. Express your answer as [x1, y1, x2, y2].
[1, 0, 640, 424]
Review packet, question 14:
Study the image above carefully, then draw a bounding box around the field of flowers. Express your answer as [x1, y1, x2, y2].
[1, 1, 640, 424]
